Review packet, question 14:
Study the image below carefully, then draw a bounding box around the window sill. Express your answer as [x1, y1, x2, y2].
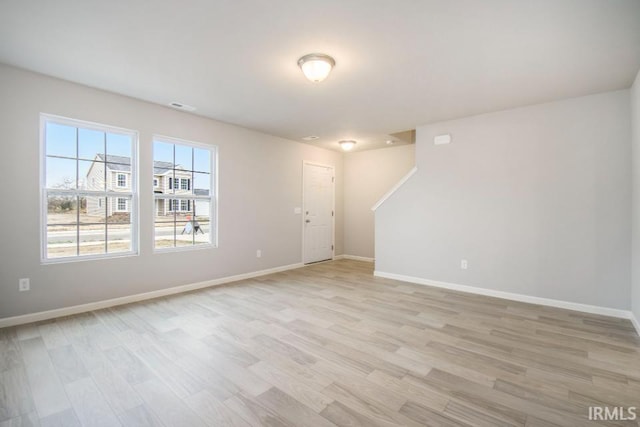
[153, 244, 216, 254]
[41, 251, 139, 265]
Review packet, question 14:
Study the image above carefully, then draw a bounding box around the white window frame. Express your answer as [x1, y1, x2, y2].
[153, 135, 217, 252]
[117, 173, 126, 188]
[40, 114, 139, 263]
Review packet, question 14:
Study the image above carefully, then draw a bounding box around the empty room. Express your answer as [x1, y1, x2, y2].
[1, 1, 640, 426]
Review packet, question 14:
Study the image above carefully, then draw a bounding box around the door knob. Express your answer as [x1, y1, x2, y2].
[305, 219, 311, 223]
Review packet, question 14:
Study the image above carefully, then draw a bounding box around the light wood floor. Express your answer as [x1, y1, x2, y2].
[1, 260, 639, 427]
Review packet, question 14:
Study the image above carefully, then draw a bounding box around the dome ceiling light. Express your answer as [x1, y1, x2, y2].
[339, 140, 356, 151]
[298, 53, 335, 82]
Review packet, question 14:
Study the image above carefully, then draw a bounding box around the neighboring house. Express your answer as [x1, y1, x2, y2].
[86, 154, 208, 217]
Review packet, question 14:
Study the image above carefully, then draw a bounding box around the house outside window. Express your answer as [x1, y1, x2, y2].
[41, 114, 138, 262]
[117, 173, 126, 187]
[153, 137, 216, 251]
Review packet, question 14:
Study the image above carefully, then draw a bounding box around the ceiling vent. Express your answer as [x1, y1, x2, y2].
[169, 102, 196, 112]
[302, 135, 320, 141]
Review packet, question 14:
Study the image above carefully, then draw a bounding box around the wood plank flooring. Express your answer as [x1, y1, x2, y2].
[1, 259, 639, 426]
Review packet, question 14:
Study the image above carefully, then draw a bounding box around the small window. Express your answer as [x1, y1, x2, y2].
[41, 114, 138, 262]
[117, 198, 127, 211]
[153, 178, 158, 187]
[153, 137, 216, 250]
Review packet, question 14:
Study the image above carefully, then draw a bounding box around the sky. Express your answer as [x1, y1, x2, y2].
[45, 122, 212, 189]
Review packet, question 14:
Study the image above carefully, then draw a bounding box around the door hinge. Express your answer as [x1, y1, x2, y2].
[331, 245, 334, 250]
[332, 210, 334, 217]
[332, 177, 335, 183]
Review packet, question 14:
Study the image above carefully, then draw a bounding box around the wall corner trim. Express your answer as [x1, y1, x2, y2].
[0, 262, 305, 328]
[374, 270, 639, 334]
[371, 166, 418, 211]
[631, 312, 640, 337]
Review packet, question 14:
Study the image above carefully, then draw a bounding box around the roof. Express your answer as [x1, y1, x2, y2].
[95, 154, 180, 174]
[92, 155, 210, 195]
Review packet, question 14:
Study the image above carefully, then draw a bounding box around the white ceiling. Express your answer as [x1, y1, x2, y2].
[1, 0, 639, 152]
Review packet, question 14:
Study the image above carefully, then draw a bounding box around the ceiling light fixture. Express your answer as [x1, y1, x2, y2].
[298, 53, 335, 82]
[339, 140, 356, 151]
[386, 140, 395, 145]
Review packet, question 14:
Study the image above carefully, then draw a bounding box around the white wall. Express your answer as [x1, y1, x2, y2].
[343, 145, 415, 258]
[0, 64, 344, 319]
[632, 69, 640, 323]
[376, 90, 631, 310]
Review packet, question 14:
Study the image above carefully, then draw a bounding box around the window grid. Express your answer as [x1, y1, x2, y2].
[153, 138, 215, 251]
[41, 114, 137, 262]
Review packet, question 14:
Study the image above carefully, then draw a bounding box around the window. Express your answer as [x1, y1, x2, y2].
[153, 137, 216, 250]
[153, 178, 158, 187]
[41, 114, 138, 261]
[117, 198, 127, 211]
[117, 173, 126, 187]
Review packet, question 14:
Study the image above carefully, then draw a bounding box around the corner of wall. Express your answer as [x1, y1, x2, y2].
[632, 68, 640, 327]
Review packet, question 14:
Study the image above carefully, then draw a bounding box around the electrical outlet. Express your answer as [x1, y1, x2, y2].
[19, 278, 30, 292]
[460, 259, 468, 270]
[256, 249, 262, 258]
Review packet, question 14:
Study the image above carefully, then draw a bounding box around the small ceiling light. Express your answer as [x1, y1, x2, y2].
[339, 140, 356, 151]
[298, 53, 335, 82]
[386, 140, 395, 145]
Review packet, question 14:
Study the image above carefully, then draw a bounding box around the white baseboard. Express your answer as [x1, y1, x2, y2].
[631, 312, 640, 337]
[335, 254, 374, 263]
[0, 262, 304, 328]
[374, 270, 635, 321]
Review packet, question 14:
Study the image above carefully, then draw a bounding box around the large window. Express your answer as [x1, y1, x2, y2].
[41, 114, 138, 262]
[153, 137, 216, 250]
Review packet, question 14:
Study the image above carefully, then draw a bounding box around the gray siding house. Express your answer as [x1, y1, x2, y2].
[85, 154, 205, 217]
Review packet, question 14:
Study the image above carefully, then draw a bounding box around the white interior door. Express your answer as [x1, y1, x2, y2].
[303, 162, 334, 264]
